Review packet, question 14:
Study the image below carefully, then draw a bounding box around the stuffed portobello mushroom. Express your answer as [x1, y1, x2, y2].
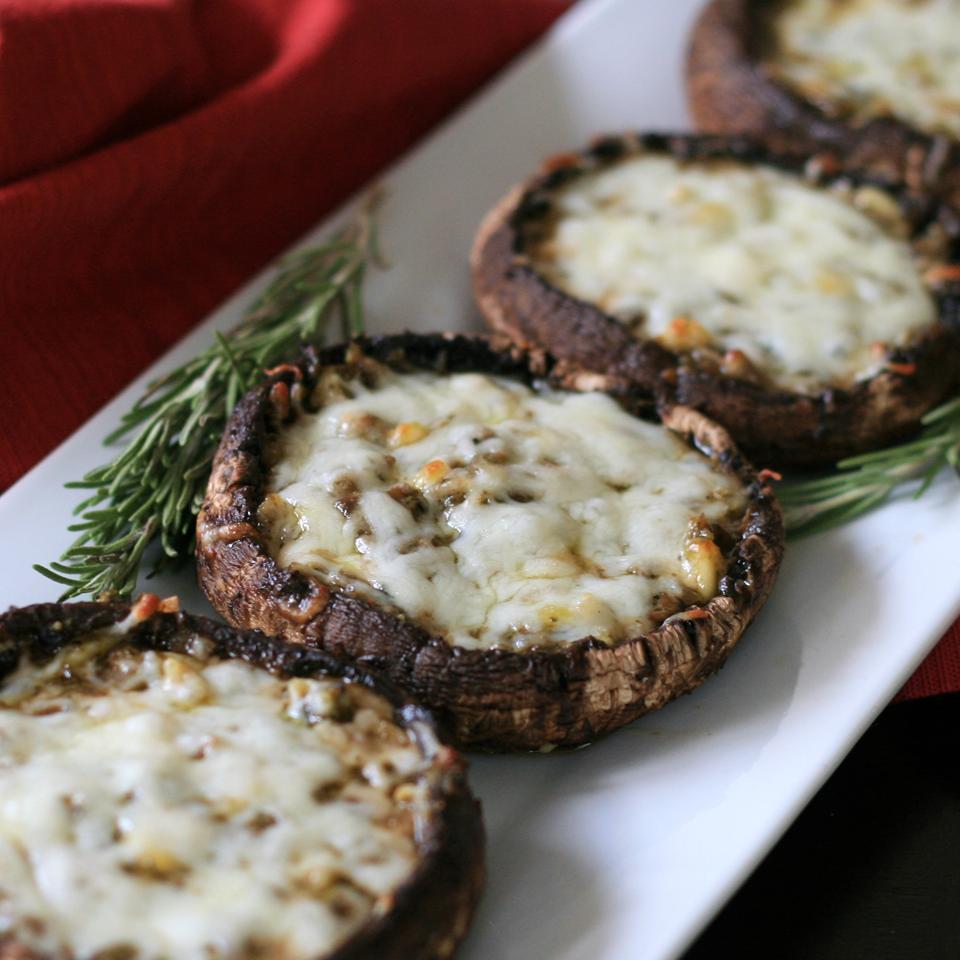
[471, 133, 960, 466]
[686, 0, 960, 204]
[0, 597, 483, 960]
[197, 333, 783, 752]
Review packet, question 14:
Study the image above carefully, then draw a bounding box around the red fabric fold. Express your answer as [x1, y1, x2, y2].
[0, 0, 569, 487]
[0, 0, 956, 700]
[896, 619, 960, 702]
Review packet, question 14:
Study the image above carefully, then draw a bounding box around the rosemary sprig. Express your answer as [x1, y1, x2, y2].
[780, 394, 960, 536]
[35, 194, 382, 600]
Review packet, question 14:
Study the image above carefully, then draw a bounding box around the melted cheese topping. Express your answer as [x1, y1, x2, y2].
[527, 154, 935, 393]
[0, 638, 433, 960]
[769, 0, 960, 138]
[263, 365, 747, 651]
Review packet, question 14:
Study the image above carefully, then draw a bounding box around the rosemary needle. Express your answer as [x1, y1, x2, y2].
[780, 394, 960, 536]
[35, 194, 383, 600]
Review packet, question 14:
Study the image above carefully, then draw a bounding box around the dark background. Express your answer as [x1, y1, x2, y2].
[685, 692, 960, 959]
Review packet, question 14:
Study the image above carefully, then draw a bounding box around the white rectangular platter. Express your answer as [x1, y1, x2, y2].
[3, 1, 960, 957]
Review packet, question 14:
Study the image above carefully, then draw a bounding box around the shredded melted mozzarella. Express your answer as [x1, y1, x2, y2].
[0, 639, 432, 960]
[263, 366, 747, 651]
[769, 0, 960, 139]
[527, 154, 935, 393]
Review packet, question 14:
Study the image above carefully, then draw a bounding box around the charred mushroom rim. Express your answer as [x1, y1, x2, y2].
[686, 0, 960, 205]
[470, 133, 960, 467]
[196, 333, 783, 752]
[0, 599, 483, 960]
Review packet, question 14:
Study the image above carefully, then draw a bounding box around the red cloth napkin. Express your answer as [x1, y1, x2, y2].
[896, 620, 960, 701]
[0, 0, 956, 701]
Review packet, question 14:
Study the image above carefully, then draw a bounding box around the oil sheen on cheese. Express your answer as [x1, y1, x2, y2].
[263, 367, 747, 651]
[527, 153, 935, 393]
[770, 0, 960, 139]
[0, 640, 431, 960]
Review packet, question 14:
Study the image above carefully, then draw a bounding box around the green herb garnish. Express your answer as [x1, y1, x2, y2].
[780, 395, 960, 536]
[35, 196, 382, 599]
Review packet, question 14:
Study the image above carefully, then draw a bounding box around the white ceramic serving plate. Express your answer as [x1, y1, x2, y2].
[3, 0, 959, 957]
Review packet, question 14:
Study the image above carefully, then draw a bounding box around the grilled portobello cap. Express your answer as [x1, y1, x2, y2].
[197, 333, 783, 752]
[0, 599, 483, 960]
[685, 0, 960, 205]
[470, 133, 960, 466]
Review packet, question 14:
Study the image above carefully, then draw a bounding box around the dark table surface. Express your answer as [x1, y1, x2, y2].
[684, 692, 960, 959]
